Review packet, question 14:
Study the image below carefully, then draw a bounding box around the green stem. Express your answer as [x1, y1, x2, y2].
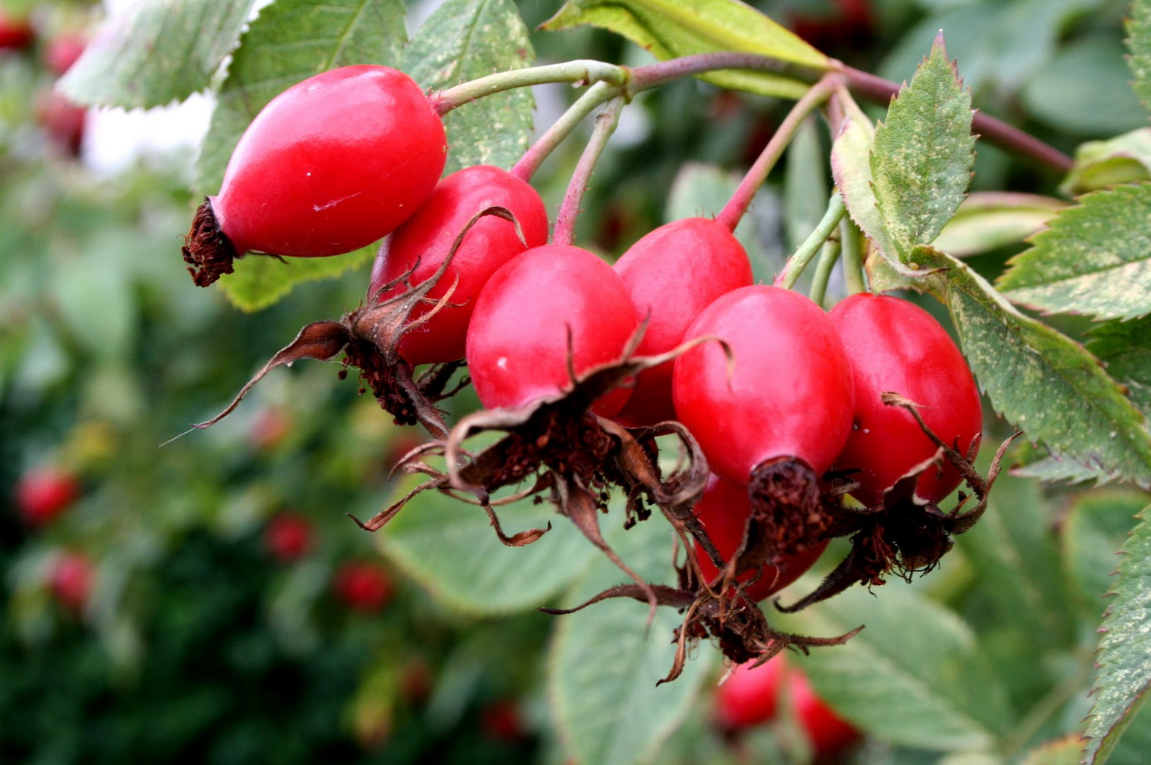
[628, 51, 827, 92]
[808, 239, 842, 308]
[552, 97, 625, 247]
[776, 192, 846, 289]
[510, 81, 617, 182]
[716, 75, 840, 232]
[840, 215, 866, 295]
[431, 60, 628, 115]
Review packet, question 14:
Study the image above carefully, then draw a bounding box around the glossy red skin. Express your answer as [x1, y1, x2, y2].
[17, 467, 80, 527]
[265, 512, 314, 562]
[717, 655, 860, 755]
[693, 475, 827, 602]
[673, 286, 855, 484]
[613, 217, 753, 426]
[213, 65, 446, 257]
[466, 244, 639, 416]
[44, 34, 86, 75]
[369, 165, 549, 365]
[0, 13, 33, 51]
[50, 551, 95, 613]
[830, 293, 983, 507]
[334, 562, 394, 613]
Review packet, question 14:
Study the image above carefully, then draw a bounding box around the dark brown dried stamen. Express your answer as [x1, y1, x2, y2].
[747, 455, 828, 561]
[182, 198, 239, 287]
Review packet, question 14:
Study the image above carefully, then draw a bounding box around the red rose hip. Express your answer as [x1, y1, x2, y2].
[613, 217, 753, 426]
[184, 65, 447, 286]
[830, 293, 982, 506]
[370, 165, 549, 366]
[16, 467, 80, 527]
[466, 245, 639, 416]
[693, 475, 827, 602]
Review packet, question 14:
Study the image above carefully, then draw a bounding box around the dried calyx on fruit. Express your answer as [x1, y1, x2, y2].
[193, 208, 519, 440]
[183, 65, 447, 287]
[356, 245, 731, 620]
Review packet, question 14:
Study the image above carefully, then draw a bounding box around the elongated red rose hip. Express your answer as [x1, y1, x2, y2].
[830, 293, 982, 506]
[674, 285, 854, 554]
[466, 244, 639, 416]
[184, 65, 447, 286]
[613, 217, 753, 426]
[369, 165, 549, 366]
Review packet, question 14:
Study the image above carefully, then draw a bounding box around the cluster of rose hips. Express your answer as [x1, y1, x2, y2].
[185, 63, 990, 667]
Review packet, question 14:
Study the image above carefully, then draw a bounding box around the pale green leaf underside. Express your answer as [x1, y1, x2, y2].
[915, 248, 1151, 488]
[195, 0, 408, 310]
[1012, 452, 1114, 487]
[783, 581, 1012, 751]
[1126, 0, 1151, 114]
[59, 0, 256, 109]
[1088, 316, 1151, 418]
[933, 192, 1065, 258]
[998, 184, 1151, 321]
[1082, 509, 1151, 764]
[871, 35, 975, 259]
[542, 0, 829, 99]
[832, 101, 900, 260]
[377, 477, 594, 616]
[1061, 129, 1151, 196]
[402, 0, 535, 176]
[549, 518, 715, 765]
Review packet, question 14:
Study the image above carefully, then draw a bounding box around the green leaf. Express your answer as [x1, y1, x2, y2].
[960, 471, 1075, 647]
[1129, 0, 1151, 114]
[1019, 737, 1085, 765]
[870, 34, 975, 260]
[933, 193, 1065, 258]
[831, 99, 900, 261]
[785, 115, 831, 254]
[997, 184, 1151, 321]
[1087, 316, 1151, 418]
[377, 476, 595, 616]
[1011, 451, 1114, 487]
[1082, 508, 1151, 765]
[782, 581, 1013, 751]
[541, 0, 829, 99]
[1061, 129, 1151, 196]
[402, 0, 535, 176]
[194, 0, 408, 310]
[1022, 35, 1148, 137]
[548, 517, 716, 765]
[216, 249, 375, 312]
[58, 0, 256, 109]
[1062, 489, 1147, 624]
[912, 247, 1151, 488]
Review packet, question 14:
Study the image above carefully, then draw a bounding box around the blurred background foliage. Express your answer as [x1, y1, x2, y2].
[1, 0, 1149, 763]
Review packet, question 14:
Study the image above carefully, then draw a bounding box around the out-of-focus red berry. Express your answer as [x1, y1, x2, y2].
[334, 561, 394, 612]
[44, 33, 86, 75]
[16, 467, 80, 527]
[480, 699, 526, 742]
[264, 512, 314, 562]
[35, 90, 86, 156]
[0, 12, 34, 52]
[50, 550, 95, 613]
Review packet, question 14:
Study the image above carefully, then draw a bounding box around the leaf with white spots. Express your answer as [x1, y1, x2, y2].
[403, 0, 536, 176]
[1082, 508, 1151, 764]
[870, 33, 975, 261]
[998, 184, 1151, 321]
[1127, 0, 1151, 114]
[909, 246, 1151, 488]
[59, 0, 256, 109]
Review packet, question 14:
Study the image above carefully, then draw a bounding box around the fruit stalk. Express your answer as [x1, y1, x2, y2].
[715, 74, 841, 232]
[776, 192, 846, 289]
[511, 80, 616, 182]
[807, 238, 842, 307]
[431, 60, 629, 114]
[840, 217, 867, 295]
[552, 97, 625, 247]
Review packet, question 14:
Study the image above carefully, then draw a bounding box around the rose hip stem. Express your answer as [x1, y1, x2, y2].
[776, 192, 847, 289]
[840, 218, 867, 295]
[807, 238, 843, 307]
[715, 74, 841, 233]
[552, 97, 625, 247]
[510, 81, 616, 182]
